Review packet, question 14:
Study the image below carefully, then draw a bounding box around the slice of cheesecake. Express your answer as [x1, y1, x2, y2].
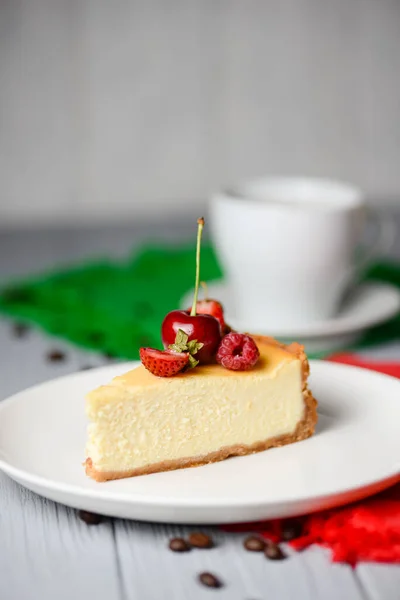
[85, 336, 317, 481]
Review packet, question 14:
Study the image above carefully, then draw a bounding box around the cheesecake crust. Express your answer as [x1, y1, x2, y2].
[85, 336, 317, 482]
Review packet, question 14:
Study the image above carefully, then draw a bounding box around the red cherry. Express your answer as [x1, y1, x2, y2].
[162, 309, 221, 364]
[161, 217, 222, 364]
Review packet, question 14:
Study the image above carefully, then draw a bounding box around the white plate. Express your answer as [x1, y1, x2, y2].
[0, 361, 399, 524]
[181, 282, 400, 354]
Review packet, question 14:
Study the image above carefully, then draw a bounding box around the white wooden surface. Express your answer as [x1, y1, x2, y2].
[1, 0, 400, 225]
[0, 226, 399, 599]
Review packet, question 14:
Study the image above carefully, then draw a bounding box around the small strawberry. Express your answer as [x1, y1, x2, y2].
[139, 348, 189, 377]
[140, 329, 204, 377]
[190, 299, 226, 332]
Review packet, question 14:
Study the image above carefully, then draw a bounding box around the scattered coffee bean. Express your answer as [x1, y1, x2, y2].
[281, 520, 303, 541]
[47, 349, 66, 362]
[188, 532, 214, 549]
[264, 541, 286, 561]
[78, 510, 103, 525]
[198, 572, 223, 589]
[243, 535, 266, 552]
[12, 322, 30, 338]
[169, 538, 191, 553]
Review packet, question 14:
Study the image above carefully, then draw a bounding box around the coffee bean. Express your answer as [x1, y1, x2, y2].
[12, 322, 30, 338]
[188, 532, 214, 548]
[281, 520, 303, 541]
[198, 572, 223, 588]
[47, 349, 66, 363]
[264, 541, 286, 561]
[243, 536, 266, 552]
[168, 538, 190, 553]
[78, 510, 103, 525]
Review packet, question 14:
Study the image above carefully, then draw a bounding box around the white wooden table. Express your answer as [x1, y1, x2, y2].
[0, 224, 399, 600]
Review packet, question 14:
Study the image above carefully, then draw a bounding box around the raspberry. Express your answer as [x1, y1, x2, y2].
[216, 333, 260, 371]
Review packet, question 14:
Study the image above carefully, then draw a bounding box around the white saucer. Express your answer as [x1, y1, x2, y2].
[0, 361, 399, 524]
[181, 282, 400, 354]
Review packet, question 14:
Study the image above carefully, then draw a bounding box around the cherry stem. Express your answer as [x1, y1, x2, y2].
[190, 217, 205, 316]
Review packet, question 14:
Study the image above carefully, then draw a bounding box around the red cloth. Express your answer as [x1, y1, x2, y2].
[328, 352, 400, 378]
[224, 354, 400, 565]
[223, 484, 400, 565]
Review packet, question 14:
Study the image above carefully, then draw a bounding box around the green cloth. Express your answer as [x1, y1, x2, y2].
[0, 244, 398, 359]
[0, 245, 222, 359]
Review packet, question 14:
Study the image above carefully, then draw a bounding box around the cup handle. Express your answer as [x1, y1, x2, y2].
[354, 209, 396, 282]
[339, 210, 396, 310]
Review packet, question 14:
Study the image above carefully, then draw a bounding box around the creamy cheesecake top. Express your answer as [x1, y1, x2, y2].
[109, 336, 297, 390]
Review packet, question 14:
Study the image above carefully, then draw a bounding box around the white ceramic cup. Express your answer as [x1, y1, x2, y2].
[209, 177, 391, 330]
